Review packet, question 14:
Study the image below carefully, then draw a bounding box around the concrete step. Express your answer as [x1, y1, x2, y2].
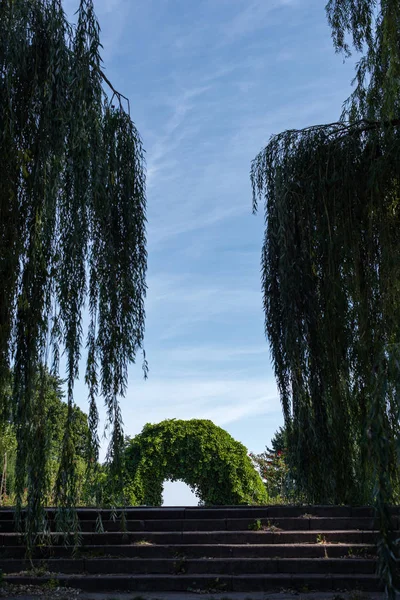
[0, 556, 379, 575]
[0, 516, 389, 533]
[0, 529, 384, 545]
[0, 542, 377, 559]
[2, 573, 384, 592]
[0, 505, 398, 521]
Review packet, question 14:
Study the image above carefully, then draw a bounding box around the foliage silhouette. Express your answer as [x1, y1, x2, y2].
[251, 1, 400, 595]
[0, 0, 147, 550]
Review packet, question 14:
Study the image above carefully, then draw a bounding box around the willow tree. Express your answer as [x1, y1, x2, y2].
[0, 0, 147, 547]
[251, 1, 400, 594]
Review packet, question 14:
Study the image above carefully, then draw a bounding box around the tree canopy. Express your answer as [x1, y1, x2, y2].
[0, 371, 91, 506]
[124, 419, 268, 506]
[251, 1, 400, 594]
[250, 427, 293, 502]
[0, 0, 147, 544]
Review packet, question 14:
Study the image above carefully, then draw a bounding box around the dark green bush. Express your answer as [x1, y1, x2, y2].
[124, 419, 268, 506]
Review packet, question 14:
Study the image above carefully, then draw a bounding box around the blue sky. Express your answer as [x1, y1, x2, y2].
[64, 0, 356, 505]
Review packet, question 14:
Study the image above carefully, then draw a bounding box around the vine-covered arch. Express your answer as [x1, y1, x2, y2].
[124, 419, 268, 506]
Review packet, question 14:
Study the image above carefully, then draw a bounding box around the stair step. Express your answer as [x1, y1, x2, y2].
[0, 529, 388, 545]
[3, 573, 384, 592]
[0, 516, 388, 533]
[0, 557, 379, 575]
[0, 505, 398, 521]
[0, 542, 377, 559]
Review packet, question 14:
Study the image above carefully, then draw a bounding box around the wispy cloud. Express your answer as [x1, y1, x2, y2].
[146, 85, 212, 188]
[120, 376, 279, 436]
[145, 272, 263, 342]
[220, 0, 299, 44]
[142, 23, 348, 250]
[163, 344, 267, 364]
[148, 203, 246, 247]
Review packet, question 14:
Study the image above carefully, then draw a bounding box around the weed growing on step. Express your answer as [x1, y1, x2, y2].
[212, 577, 227, 592]
[344, 546, 374, 559]
[316, 533, 327, 544]
[27, 561, 49, 577]
[173, 551, 187, 561]
[173, 557, 187, 574]
[44, 578, 58, 590]
[248, 519, 263, 531]
[264, 519, 281, 532]
[248, 518, 282, 531]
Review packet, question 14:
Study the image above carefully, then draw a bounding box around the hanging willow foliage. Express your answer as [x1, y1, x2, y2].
[252, 120, 400, 502]
[0, 0, 147, 548]
[252, 1, 400, 596]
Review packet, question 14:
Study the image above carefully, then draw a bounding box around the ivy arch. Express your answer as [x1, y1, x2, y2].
[124, 419, 268, 506]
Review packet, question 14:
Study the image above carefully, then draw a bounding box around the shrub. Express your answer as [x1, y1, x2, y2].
[124, 419, 268, 506]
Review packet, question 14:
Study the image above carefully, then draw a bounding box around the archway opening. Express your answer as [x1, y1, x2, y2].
[162, 480, 198, 506]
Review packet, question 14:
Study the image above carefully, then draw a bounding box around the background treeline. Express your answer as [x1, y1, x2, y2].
[0, 370, 92, 506]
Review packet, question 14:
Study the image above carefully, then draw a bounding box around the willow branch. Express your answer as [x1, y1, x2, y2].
[100, 69, 131, 114]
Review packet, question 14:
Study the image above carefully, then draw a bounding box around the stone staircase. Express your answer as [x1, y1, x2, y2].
[0, 505, 397, 593]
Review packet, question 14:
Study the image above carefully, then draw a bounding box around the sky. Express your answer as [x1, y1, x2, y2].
[63, 0, 357, 505]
